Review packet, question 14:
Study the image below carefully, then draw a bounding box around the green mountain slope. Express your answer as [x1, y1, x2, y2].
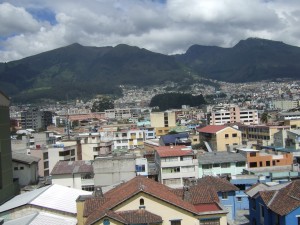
[175, 38, 300, 82]
[1, 37, 300, 103]
[0, 44, 188, 102]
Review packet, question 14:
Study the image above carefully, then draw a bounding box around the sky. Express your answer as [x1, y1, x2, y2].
[1, 0, 300, 62]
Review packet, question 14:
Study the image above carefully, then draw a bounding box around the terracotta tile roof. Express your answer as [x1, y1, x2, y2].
[194, 203, 222, 212]
[259, 190, 276, 205]
[117, 209, 162, 224]
[197, 176, 239, 192]
[86, 209, 127, 224]
[197, 125, 228, 134]
[266, 180, 300, 216]
[156, 149, 194, 157]
[84, 176, 225, 225]
[51, 160, 93, 175]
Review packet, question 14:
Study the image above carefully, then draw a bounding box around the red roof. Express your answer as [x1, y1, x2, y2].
[155, 146, 194, 157]
[83, 176, 225, 225]
[194, 203, 222, 212]
[198, 125, 228, 134]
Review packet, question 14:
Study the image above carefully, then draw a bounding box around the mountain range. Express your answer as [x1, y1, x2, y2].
[1, 37, 300, 102]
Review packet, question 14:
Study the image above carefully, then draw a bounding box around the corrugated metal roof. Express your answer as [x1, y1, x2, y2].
[3, 212, 77, 225]
[198, 152, 246, 164]
[0, 184, 91, 214]
[0, 185, 50, 213]
[31, 184, 91, 214]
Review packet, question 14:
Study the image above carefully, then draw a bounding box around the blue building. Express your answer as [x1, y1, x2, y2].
[197, 176, 239, 222]
[230, 174, 270, 210]
[246, 180, 300, 225]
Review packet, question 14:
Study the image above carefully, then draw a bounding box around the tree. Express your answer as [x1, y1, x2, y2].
[91, 96, 114, 112]
[260, 112, 271, 124]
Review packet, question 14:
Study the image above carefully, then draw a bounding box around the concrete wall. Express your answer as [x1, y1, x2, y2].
[93, 156, 136, 187]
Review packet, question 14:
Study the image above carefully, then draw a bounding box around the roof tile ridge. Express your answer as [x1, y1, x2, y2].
[267, 190, 279, 207]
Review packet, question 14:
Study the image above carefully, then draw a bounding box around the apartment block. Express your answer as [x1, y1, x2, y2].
[239, 124, 290, 145]
[113, 129, 145, 150]
[21, 108, 52, 131]
[150, 111, 176, 136]
[209, 106, 258, 125]
[155, 146, 198, 188]
[105, 108, 141, 120]
[198, 125, 242, 151]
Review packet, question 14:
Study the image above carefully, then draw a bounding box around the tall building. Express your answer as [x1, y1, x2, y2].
[21, 108, 52, 131]
[208, 106, 258, 125]
[150, 111, 176, 136]
[0, 91, 18, 203]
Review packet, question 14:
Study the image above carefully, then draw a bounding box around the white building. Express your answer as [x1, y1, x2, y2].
[135, 158, 148, 176]
[155, 146, 198, 188]
[113, 129, 145, 150]
[209, 106, 258, 125]
[51, 160, 94, 191]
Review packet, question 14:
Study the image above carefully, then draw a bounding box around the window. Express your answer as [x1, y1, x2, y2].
[213, 163, 220, 167]
[162, 167, 180, 173]
[139, 198, 145, 208]
[250, 152, 256, 157]
[44, 161, 49, 169]
[249, 162, 257, 168]
[236, 161, 245, 167]
[237, 197, 242, 202]
[43, 152, 48, 160]
[199, 218, 220, 225]
[202, 164, 212, 169]
[232, 133, 237, 137]
[136, 165, 146, 172]
[225, 134, 229, 138]
[275, 214, 280, 225]
[266, 161, 270, 166]
[14, 167, 18, 170]
[259, 161, 263, 167]
[260, 204, 265, 224]
[221, 163, 230, 168]
[20, 167, 24, 170]
[170, 220, 181, 225]
[71, 149, 75, 156]
[221, 192, 228, 199]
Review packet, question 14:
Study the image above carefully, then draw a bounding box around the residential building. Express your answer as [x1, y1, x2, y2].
[198, 125, 242, 151]
[283, 119, 300, 130]
[113, 129, 145, 150]
[30, 141, 78, 177]
[230, 174, 270, 211]
[93, 154, 136, 187]
[135, 157, 148, 176]
[0, 184, 90, 222]
[239, 124, 290, 145]
[21, 108, 52, 131]
[208, 106, 258, 125]
[198, 152, 246, 178]
[196, 176, 239, 222]
[105, 108, 141, 120]
[237, 148, 293, 169]
[273, 100, 300, 110]
[76, 176, 228, 225]
[12, 152, 40, 187]
[246, 180, 300, 225]
[0, 91, 18, 204]
[51, 160, 94, 191]
[150, 111, 176, 136]
[274, 129, 300, 150]
[155, 146, 198, 188]
[278, 111, 300, 121]
[78, 133, 113, 160]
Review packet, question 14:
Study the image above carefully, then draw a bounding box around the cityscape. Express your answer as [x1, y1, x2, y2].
[2, 1, 300, 225]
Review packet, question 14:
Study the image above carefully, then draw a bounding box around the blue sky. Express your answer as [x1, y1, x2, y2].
[1, 0, 300, 62]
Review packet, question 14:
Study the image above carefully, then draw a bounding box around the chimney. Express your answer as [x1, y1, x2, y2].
[93, 186, 103, 197]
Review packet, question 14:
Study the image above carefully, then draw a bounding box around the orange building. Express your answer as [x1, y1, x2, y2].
[239, 149, 293, 168]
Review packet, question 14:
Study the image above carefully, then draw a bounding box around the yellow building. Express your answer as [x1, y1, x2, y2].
[198, 125, 242, 151]
[239, 125, 290, 145]
[284, 119, 300, 130]
[77, 176, 228, 225]
[150, 111, 176, 136]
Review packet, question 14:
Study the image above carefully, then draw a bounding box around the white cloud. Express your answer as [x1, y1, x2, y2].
[1, 0, 300, 62]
